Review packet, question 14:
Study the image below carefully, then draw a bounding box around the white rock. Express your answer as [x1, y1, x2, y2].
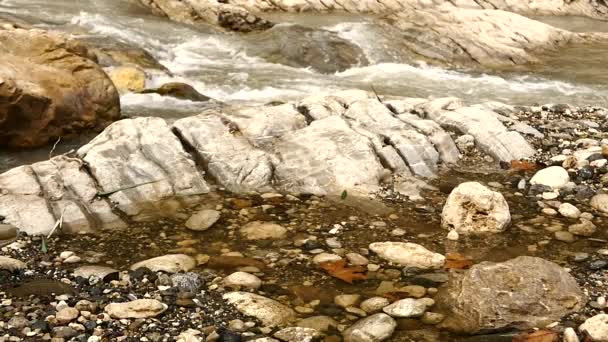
[223, 292, 296, 327]
[580, 314, 608, 342]
[591, 194, 608, 214]
[382, 298, 427, 318]
[73, 266, 118, 280]
[240, 221, 287, 240]
[563, 327, 579, 342]
[274, 327, 320, 342]
[312, 253, 342, 264]
[60, 251, 75, 260]
[130, 254, 196, 273]
[346, 253, 369, 266]
[559, 203, 581, 219]
[335, 295, 361, 308]
[530, 166, 570, 190]
[177, 329, 204, 342]
[104, 299, 167, 319]
[342, 313, 396, 342]
[441, 182, 510, 235]
[63, 255, 82, 264]
[223, 272, 262, 290]
[0, 256, 26, 272]
[360, 297, 390, 313]
[185, 209, 221, 231]
[56, 307, 79, 324]
[369, 242, 445, 269]
[447, 230, 459, 241]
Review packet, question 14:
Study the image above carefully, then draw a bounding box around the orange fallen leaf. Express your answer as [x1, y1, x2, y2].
[510, 160, 539, 173]
[444, 253, 474, 270]
[512, 330, 558, 342]
[319, 259, 367, 284]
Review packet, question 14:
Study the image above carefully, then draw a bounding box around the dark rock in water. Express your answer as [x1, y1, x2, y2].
[244, 24, 368, 74]
[576, 186, 596, 199]
[218, 10, 273, 33]
[207, 256, 267, 270]
[589, 259, 608, 270]
[131, 267, 157, 282]
[141, 82, 212, 102]
[84, 320, 97, 331]
[588, 153, 604, 162]
[31, 320, 49, 333]
[6, 279, 76, 298]
[303, 240, 323, 251]
[577, 166, 594, 181]
[76, 36, 169, 71]
[219, 329, 242, 342]
[435, 256, 586, 334]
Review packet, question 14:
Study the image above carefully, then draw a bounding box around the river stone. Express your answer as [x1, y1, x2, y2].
[296, 316, 338, 333]
[245, 24, 368, 73]
[382, 298, 426, 318]
[104, 299, 168, 319]
[137, 0, 273, 32]
[591, 194, 608, 214]
[73, 266, 119, 281]
[0, 28, 120, 148]
[0, 224, 18, 241]
[171, 272, 202, 293]
[530, 166, 570, 190]
[223, 292, 296, 327]
[342, 313, 397, 342]
[0, 256, 25, 272]
[569, 219, 597, 237]
[56, 307, 79, 324]
[185, 209, 221, 231]
[130, 254, 196, 273]
[240, 221, 287, 240]
[108, 66, 146, 93]
[369, 242, 445, 270]
[274, 327, 321, 342]
[142, 82, 211, 102]
[223, 271, 262, 289]
[559, 203, 581, 219]
[361, 297, 390, 314]
[580, 314, 608, 341]
[441, 182, 511, 235]
[435, 256, 586, 333]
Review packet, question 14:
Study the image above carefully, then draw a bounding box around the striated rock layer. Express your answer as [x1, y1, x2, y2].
[0, 91, 536, 235]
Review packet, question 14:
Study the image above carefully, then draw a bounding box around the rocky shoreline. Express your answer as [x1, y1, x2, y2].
[4, 0, 608, 341]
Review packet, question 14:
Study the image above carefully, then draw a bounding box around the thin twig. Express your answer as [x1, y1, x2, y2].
[49, 137, 61, 160]
[47, 207, 66, 239]
[96, 179, 165, 197]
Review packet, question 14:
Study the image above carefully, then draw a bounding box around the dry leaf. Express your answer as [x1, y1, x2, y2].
[509, 160, 539, 172]
[512, 330, 558, 342]
[319, 259, 367, 284]
[444, 253, 474, 270]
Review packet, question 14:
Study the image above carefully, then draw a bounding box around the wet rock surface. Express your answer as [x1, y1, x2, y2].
[435, 256, 586, 334]
[0, 27, 120, 148]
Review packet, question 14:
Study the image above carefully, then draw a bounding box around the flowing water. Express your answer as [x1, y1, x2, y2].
[3, 0, 608, 115]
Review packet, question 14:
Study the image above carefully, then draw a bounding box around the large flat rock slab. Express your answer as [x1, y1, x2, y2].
[77, 117, 209, 218]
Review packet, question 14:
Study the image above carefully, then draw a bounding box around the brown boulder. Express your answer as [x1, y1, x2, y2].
[0, 28, 120, 148]
[435, 256, 586, 334]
